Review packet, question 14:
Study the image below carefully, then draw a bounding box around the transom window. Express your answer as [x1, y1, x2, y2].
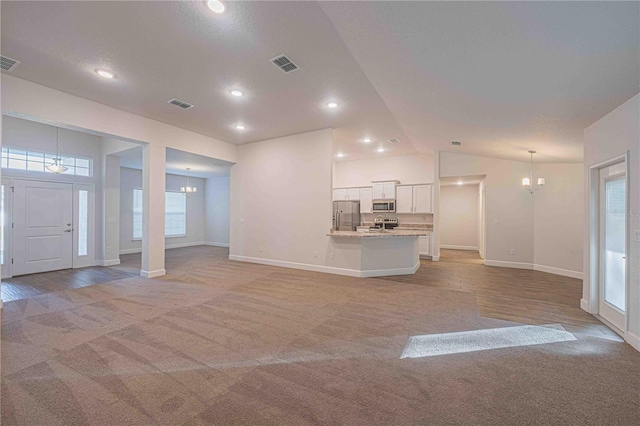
[133, 189, 187, 239]
[1, 147, 92, 177]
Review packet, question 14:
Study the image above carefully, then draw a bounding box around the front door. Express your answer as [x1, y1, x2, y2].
[599, 167, 626, 331]
[12, 179, 73, 276]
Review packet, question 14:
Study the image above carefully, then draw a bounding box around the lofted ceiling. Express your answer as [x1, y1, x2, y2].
[2, 1, 638, 163]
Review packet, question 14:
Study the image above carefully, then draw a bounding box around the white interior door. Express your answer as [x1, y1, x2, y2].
[1, 178, 12, 278]
[599, 168, 626, 331]
[12, 180, 73, 276]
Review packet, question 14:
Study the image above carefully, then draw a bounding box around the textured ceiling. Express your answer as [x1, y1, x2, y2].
[2, 1, 638, 163]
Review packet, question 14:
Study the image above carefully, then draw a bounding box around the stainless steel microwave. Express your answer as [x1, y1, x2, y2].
[372, 200, 395, 213]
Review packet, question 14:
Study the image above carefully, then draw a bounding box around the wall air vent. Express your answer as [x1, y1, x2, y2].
[271, 54, 299, 73]
[388, 138, 400, 144]
[167, 98, 194, 109]
[0, 55, 20, 72]
[451, 141, 462, 146]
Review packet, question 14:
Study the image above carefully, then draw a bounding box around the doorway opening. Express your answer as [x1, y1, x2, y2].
[438, 175, 486, 259]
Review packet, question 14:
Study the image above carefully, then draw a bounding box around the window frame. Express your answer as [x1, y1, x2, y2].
[1, 146, 93, 177]
[132, 188, 188, 241]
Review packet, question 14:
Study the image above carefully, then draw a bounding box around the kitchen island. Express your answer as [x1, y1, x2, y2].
[327, 229, 428, 277]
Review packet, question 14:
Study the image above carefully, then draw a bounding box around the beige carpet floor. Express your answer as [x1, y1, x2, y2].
[1, 250, 639, 425]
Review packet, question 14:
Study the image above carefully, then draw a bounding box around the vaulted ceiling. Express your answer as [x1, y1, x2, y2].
[2, 1, 638, 163]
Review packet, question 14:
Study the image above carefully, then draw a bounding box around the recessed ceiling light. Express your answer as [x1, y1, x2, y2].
[96, 69, 114, 79]
[230, 90, 243, 97]
[363, 138, 372, 143]
[207, 0, 226, 14]
[457, 181, 464, 186]
[327, 102, 338, 108]
[336, 153, 345, 158]
[377, 148, 384, 153]
[235, 124, 245, 130]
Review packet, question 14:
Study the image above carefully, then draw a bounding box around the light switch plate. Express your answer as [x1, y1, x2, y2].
[493, 218, 499, 225]
[635, 230, 640, 242]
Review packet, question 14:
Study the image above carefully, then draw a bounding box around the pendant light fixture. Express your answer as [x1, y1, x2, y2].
[180, 167, 197, 197]
[522, 150, 545, 194]
[46, 127, 68, 174]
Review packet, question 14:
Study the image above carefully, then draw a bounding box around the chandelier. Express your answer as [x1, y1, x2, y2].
[45, 127, 68, 174]
[522, 150, 545, 194]
[180, 167, 197, 197]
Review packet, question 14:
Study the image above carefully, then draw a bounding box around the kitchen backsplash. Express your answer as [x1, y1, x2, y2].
[361, 213, 432, 224]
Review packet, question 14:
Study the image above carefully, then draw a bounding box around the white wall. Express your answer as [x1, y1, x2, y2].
[205, 176, 230, 247]
[533, 163, 584, 276]
[583, 93, 640, 348]
[119, 167, 206, 253]
[333, 153, 434, 187]
[440, 184, 479, 250]
[230, 129, 334, 269]
[440, 152, 534, 266]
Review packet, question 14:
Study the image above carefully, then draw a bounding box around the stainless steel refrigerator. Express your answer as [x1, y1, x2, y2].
[333, 200, 361, 231]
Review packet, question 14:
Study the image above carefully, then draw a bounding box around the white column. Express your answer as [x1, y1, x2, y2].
[100, 155, 121, 266]
[141, 142, 166, 278]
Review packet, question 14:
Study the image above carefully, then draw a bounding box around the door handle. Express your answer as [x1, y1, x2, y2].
[64, 229, 72, 233]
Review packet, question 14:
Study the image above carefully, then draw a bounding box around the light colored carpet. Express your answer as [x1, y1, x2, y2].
[1, 258, 639, 425]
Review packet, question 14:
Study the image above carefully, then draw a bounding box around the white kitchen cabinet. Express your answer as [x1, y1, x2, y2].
[413, 184, 433, 213]
[347, 188, 361, 201]
[372, 181, 397, 200]
[395, 184, 433, 213]
[395, 186, 414, 213]
[333, 188, 347, 201]
[419, 233, 432, 257]
[360, 187, 373, 213]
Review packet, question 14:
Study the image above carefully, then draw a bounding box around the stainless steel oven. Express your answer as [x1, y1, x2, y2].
[372, 200, 395, 213]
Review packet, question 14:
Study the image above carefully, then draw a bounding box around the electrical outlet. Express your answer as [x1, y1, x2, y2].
[635, 230, 640, 242]
[106, 246, 111, 253]
[330, 252, 334, 259]
[510, 249, 516, 255]
[314, 251, 318, 258]
[494, 218, 499, 225]
[240, 217, 245, 223]
[259, 246, 263, 252]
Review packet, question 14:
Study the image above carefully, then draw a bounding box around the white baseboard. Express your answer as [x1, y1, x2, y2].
[626, 331, 640, 352]
[484, 259, 583, 280]
[440, 245, 478, 251]
[120, 241, 206, 255]
[229, 255, 420, 278]
[140, 269, 166, 278]
[204, 241, 230, 248]
[432, 254, 440, 261]
[580, 298, 590, 313]
[97, 259, 121, 267]
[484, 259, 534, 270]
[534, 264, 583, 280]
[0, 299, 3, 309]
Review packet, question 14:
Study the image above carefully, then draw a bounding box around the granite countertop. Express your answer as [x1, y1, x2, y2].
[327, 230, 429, 238]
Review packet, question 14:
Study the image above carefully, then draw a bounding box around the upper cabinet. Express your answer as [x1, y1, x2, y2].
[396, 185, 413, 213]
[360, 187, 373, 213]
[333, 188, 347, 201]
[395, 184, 433, 213]
[372, 181, 397, 200]
[347, 188, 360, 201]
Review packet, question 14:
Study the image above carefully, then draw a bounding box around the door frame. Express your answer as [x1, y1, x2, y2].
[1, 178, 13, 279]
[2, 177, 96, 278]
[587, 151, 630, 337]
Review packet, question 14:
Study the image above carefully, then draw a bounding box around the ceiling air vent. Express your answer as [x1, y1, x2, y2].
[451, 141, 462, 146]
[167, 98, 194, 109]
[271, 54, 299, 73]
[0, 55, 20, 72]
[388, 138, 400, 144]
